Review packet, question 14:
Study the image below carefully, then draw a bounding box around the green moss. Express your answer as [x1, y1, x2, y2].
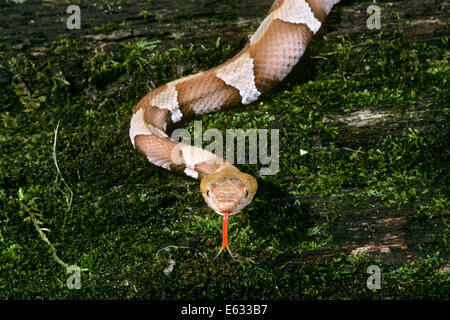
[0, 28, 448, 299]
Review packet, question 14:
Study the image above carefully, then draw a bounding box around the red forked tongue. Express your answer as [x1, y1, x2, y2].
[222, 212, 229, 250]
[214, 212, 234, 259]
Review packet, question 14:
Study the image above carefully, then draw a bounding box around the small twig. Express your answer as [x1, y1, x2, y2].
[22, 202, 88, 271]
[342, 147, 365, 153]
[27, 209, 69, 268]
[95, 185, 125, 205]
[53, 122, 73, 211]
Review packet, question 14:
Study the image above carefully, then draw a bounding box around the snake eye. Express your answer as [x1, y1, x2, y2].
[206, 190, 210, 197]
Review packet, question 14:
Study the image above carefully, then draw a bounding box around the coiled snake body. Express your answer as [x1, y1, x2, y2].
[130, 0, 340, 256]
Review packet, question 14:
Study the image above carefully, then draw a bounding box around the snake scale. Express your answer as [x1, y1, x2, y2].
[129, 0, 340, 257]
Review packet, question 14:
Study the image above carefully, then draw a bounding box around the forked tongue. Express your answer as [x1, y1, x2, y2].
[214, 212, 234, 259]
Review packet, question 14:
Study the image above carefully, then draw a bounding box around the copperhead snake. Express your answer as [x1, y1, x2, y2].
[130, 0, 340, 257]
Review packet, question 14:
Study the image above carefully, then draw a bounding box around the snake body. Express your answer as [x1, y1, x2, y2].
[130, 0, 339, 219]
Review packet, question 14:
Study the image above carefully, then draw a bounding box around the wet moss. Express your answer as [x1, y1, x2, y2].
[0, 7, 448, 299]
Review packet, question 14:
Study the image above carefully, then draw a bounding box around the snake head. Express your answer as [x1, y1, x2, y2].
[200, 165, 257, 216]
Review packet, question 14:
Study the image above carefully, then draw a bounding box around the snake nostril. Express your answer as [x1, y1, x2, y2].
[206, 190, 210, 197]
